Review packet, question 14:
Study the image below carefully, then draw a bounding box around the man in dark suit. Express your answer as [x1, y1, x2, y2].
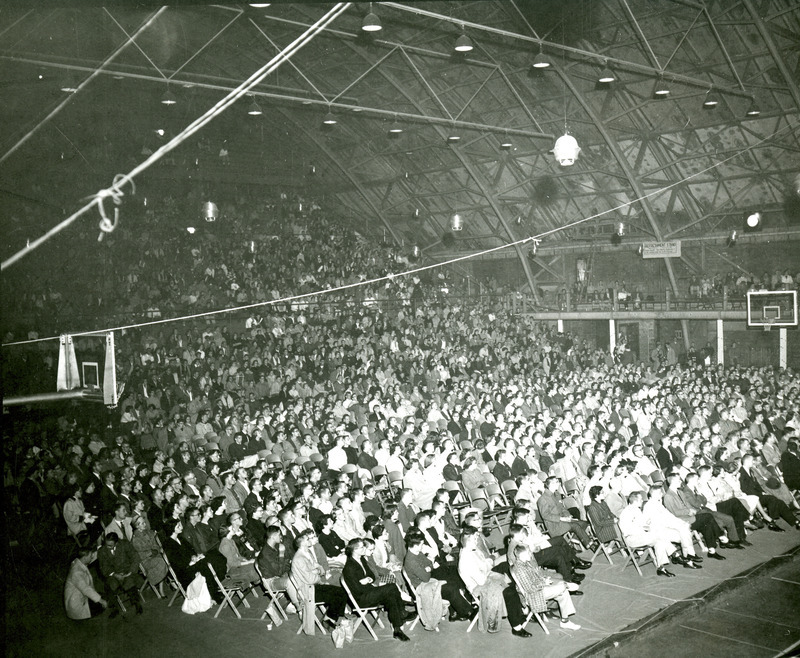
[97, 532, 143, 616]
[404, 534, 472, 620]
[342, 539, 411, 641]
[538, 477, 594, 549]
[740, 453, 799, 530]
[492, 449, 514, 485]
[98, 471, 119, 524]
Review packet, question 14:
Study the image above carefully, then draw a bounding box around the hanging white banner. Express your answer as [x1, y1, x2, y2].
[641, 240, 681, 258]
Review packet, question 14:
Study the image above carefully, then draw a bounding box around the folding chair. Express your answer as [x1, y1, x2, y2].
[459, 439, 474, 451]
[290, 574, 327, 636]
[138, 561, 164, 601]
[371, 465, 389, 489]
[267, 454, 283, 467]
[469, 491, 509, 535]
[443, 480, 469, 508]
[500, 480, 518, 506]
[340, 576, 386, 640]
[649, 469, 665, 484]
[341, 463, 359, 484]
[282, 451, 298, 467]
[508, 571, 548, 635]
[619, 532, 657, 576]
[156, 537, 188, 607]
[400, 569, 422, 631]
[310, 452, 326, 465]
[207, 564, 254, 619]
[586, 517, 624, 565]
[387, 471, 404, 494]
[260, 577, 291, 622]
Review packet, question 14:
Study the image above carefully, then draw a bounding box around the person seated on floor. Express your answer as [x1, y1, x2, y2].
[342, 537, 413, 642]
[458, 526, 530, 637]
[663, 472, 727, 560]
[642, 485, 703, 569]
[538, 477, 596, 551]
[65, 546, 108, 620]
[511, 544, 581, 630]
[291, 529, 347, 635]
[618, 491, 678, 577]
[97, 531, 143, 617]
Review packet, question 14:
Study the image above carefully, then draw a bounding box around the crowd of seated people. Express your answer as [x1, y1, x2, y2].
[4, 292, 799, 639]
[3, 198, 800, 645]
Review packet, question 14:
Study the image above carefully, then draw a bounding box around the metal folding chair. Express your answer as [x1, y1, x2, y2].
[340, 575, 386, 640]
[290, 575, 328, 635]
[400, 569, 422, 631]
[207, 563, 254, 619]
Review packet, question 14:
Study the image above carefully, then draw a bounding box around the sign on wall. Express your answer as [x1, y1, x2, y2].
[641, 240, 681, 258]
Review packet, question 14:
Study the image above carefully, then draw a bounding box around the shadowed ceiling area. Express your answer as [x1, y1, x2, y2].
[1, 1, 799, 272]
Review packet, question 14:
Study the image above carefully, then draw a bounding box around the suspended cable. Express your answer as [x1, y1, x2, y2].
[0, 8, 167, 167]
[4, 117, 795, 349]
[1, 2, 351, 272]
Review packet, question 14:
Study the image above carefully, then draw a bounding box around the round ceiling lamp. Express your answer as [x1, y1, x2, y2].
[746, 212, 761, 228]
[553, 133, 580, 166]
[203, 201, 218, 223]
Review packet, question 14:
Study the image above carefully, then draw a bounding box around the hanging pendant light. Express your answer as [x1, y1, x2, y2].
[745, 99, 760, 117]
[653, 77, 670, 98]
[553, 132, 580, 166]
[203, 201, 218, 223]
[597, 62, 616, 84]
[454, 27, 473, 53]
[323, 110, 337, 125]
[161, 88, 177, 106]
[703, 88, 720, 109]
[247, 97, 263, 116]
[362, 3, 382, 32]
[532, 48, 551, 69]
[450, 213, 463, 231]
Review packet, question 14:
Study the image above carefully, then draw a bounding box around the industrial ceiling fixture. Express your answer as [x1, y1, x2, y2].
[745, 99, 760, 117]
[597, 62, 616, 84]
[203, 201, 218, 223]
[413, 208, 420, 219]
[499, 133, 513, 150]
[727, 229, 737, 246]
[411, 244, 420, 259]
[446, 132, 461, 144]
[247, 97, 263, 116]
[746, 211, 762, 229]
[532, 48, 551, 70]
[450, 213, 463, 231]
[388, 118, 403, 137]
[616, 221, 626, 236]
[361, 3, 382, 32]
[454, 27, 473, 53]
[161, 87, 177, 106]
[703, 88, 720, 109]
[322, 109, 337, 125]
[553, 133, 580, 166]
[653, 77, 670, 98]
[186, 226, 196, 234]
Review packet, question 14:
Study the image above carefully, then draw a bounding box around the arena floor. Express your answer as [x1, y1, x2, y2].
[7, 523, 800, 658]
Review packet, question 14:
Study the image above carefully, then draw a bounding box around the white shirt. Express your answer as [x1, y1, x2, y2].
[326, 446, 347, 472]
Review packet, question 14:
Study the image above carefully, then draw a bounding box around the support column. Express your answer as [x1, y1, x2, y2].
[717, 318, 724, 366]
[609, 319, 616, 355]
[557, 319, 564, 334]
[779, 328, 787, 369]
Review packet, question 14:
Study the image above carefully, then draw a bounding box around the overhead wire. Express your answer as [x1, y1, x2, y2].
[3, 116, 796, 349]
[0, 2, 351, 272]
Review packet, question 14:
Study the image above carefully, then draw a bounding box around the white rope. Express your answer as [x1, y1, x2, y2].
[1, 3, 351, 271]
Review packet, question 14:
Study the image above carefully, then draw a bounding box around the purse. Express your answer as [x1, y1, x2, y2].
[181, 573, 213, 615]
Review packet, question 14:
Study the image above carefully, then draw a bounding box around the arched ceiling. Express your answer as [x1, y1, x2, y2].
[1, 1, 799, 281]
